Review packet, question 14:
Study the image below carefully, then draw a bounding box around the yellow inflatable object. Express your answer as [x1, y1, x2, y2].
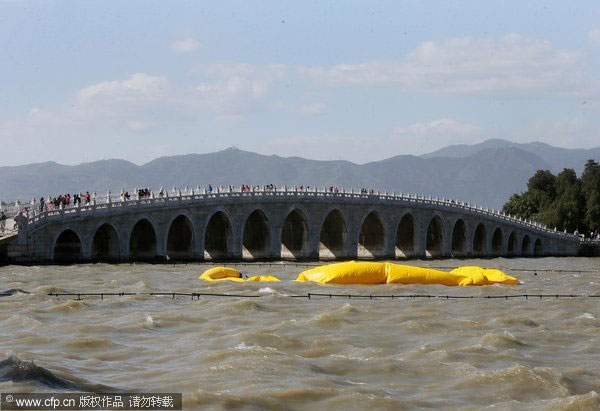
[246, 275, 281, 282]
[296, 261, 387, 285]
[450, 266, 519, 286]
[386, 264, 465, 286]
[199, 267, 281, 282]
[296, 261, 518, 286]
[199, 267, 242, 282]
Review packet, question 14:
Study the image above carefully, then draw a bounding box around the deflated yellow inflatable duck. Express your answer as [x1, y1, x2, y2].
[295, 261, 518, 286]
[199, 267, 280, 282]
[199, 262, 518, 286]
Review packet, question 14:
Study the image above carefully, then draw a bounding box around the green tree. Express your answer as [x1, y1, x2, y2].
[585, 190, 600, 232]
[581, 160, 600, 231]
[545, 168, 585, 232]
[502, 161, 600, 232]
[502, 192, 538, 219]
[527, 169, 557, 198]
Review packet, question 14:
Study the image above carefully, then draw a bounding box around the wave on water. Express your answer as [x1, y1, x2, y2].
[0, 289, 30, 298]
[0, 354, 117, 392]
[480, 330, 528, 349]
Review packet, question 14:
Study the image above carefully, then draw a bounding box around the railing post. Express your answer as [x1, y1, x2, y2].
[107, 190, 112, 204]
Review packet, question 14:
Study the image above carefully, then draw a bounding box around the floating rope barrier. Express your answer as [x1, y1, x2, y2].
[46, 292, 600, 301]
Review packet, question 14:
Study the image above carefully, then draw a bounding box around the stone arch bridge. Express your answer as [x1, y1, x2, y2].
[2, 187, 579, 263]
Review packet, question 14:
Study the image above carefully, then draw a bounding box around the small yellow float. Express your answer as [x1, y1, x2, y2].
[199, 267, 280, 282]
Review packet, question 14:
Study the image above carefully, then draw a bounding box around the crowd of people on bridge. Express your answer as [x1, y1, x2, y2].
[574, 229, 600, 241]
[38, 192, 93, 212]
[28, 184, 386, 216]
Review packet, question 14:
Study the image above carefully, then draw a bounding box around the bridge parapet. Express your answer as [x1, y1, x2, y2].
[20, 186, 575, 240]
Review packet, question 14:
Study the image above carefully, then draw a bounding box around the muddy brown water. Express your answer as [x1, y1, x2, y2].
[1, 257, 600, 410]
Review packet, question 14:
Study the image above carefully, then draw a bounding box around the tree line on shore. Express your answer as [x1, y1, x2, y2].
[502, 160, 600, 236]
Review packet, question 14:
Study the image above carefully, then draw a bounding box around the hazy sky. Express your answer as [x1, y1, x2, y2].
[1, 1, 599, 166]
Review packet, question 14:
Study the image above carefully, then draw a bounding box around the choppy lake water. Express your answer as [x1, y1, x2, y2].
[1, 258, 600, 410]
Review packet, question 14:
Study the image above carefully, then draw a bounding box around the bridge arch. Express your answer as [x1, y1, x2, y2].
[242, 208, 272, 259]
[491, 227, 503, 256]
[425, 215, 444, 258]
[451, 218, 468, 257]
[128, 216, 159, 260]
[396, 212, 416, 258]
[507, 231, 518, 256]
[280, 207, 309, 259]
[521, 234, 531, 256]
[357, 210, 386, 258]
[319, 208, 348, 259]
[53, 227, 83, 263]
[472, 223, 487, 256]
[91, 222, 120, 261]
[534, 238, 543, 256]
[204, 209, 232, 260]
[166, 212, 195, 260]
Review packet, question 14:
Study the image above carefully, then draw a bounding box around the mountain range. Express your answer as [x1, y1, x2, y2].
[1, 139, 599, 209]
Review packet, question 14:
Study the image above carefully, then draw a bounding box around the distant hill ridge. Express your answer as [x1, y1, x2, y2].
[1, 139, 599, 209]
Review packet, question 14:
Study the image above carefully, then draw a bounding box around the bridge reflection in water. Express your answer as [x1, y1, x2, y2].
[5, 186, 579, 263]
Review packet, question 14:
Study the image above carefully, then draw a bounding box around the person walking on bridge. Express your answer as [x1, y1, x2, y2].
[0, 211, 7, 234]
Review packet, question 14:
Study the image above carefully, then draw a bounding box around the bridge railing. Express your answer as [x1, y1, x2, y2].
[0, 217, 17, 238]
[15, 185, 577, 240]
